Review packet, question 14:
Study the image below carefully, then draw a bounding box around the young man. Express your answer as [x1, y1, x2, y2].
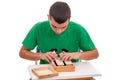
[19, 1, 99, 64]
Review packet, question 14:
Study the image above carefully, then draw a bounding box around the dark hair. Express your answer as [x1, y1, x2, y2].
[49, 1, 71, 24]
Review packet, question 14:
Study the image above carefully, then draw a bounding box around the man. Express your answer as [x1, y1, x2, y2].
[19, 1, 99, 64]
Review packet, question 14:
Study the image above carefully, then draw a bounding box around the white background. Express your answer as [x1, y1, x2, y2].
[0, 0, 120, 80]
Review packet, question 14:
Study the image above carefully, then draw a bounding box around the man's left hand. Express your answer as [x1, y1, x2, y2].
[60, 52, 81, 61]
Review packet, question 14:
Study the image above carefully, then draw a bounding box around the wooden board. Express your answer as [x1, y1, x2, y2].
[51, 59, 75, 72]
[57, 77, 93, 80]
[32, 66, 58, 79]
[29, 62, 101, 80]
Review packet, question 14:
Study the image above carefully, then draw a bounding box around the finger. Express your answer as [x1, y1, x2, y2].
[41, 54, 51, 62]
[43, 56, 50, 62]
[60, 54, 68, 61]
[52, 52, 57, 58]
[60, 51, 66, 57]
[68, 56, 73, 60]
[48, 52, 57, 60]
[60, 51, 65, 55]
[45, 58, 50, 63]
[49, 51, 57, 58]
[63, 55, 71, 61]
[60, 53, 65, 60]
[45, 54, 53, 62]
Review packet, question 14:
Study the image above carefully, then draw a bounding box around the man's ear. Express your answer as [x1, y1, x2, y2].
[47, 15, 51, 20]
[68, 18, 70, 21]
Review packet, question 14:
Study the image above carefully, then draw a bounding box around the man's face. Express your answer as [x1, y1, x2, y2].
[49, 16, 69, 34]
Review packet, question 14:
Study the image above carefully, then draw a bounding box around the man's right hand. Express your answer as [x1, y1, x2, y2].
[39, 51, 57, 63]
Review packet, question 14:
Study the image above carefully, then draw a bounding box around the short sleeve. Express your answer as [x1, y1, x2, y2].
[22, 24, 38, 50]
[79, 27, 95, 51]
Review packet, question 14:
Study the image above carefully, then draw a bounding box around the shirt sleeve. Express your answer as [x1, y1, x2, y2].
[22, 24, 38, 50]
[79, 27, 95, 51]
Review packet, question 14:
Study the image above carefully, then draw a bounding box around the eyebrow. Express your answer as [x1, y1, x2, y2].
[51, 24, 57, 28]
[51, 24, 66, 28]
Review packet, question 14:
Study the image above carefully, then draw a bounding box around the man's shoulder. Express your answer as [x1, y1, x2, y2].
[32, 20, 49, 29]
[34, 20, 49, 26]
[69, 21, 84, 30]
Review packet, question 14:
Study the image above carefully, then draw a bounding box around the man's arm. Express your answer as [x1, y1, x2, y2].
[19, 46, 57, 62]
[78, 48, 99, 60]
[19, 46, 41, 61]
[60, 48, 99, 61]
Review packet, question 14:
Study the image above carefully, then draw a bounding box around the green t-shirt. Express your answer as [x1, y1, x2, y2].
[22, 20, 95, 64]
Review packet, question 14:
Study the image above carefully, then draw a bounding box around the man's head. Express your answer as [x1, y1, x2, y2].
[49, 1, 71, 23]
[48, 1, 71, 34]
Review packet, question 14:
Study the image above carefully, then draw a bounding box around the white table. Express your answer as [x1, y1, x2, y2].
[28, 62, 101, 80]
